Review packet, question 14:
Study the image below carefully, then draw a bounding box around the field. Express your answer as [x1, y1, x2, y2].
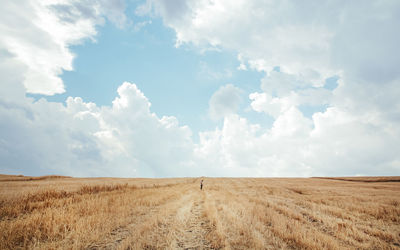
[0, 175, 399, 249]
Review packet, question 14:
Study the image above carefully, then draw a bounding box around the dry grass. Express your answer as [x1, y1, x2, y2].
[0, 176, 399, 249]
[0, 174, 71, 182]
[313, 176, 400, 182]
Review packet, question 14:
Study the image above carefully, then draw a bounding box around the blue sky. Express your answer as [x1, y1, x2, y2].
[1, 0, 399, 177]
[28, 12, 332, 137]
[30, 14, 269, 138]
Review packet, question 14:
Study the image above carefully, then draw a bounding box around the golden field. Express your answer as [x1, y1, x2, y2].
[0, 175, 399, 249]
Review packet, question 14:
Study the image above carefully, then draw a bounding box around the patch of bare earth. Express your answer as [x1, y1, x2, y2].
[174, 191, 215, 249]
[86, 186, 217, 249]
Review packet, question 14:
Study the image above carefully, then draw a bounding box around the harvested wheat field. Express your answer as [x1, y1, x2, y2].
[0, 175, 399, 249]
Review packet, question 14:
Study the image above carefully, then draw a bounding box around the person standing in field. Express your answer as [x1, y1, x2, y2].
[200, 179, 203, 190]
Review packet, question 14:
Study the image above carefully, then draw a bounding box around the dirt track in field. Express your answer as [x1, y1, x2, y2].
[88, 187, 216, 249]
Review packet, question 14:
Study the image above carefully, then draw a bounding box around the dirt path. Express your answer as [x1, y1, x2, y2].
[87, 186, 217, 249]
[174, 192, 214, 249]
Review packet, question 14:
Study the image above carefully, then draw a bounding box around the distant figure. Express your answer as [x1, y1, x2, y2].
[200, 179, 203, 190]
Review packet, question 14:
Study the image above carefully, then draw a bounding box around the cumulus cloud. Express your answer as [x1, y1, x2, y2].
[144, 0, 400, 82]
[0, 1, 198, 177]
[0, 0, 127, 95]
[195, 101, 400, 177]
[0, 81, 196, 177]
[208, 84, 242, 120]
[1, 0, 399, 177]
[145, 0, 400, 176]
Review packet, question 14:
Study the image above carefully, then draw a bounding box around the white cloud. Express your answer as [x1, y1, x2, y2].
[0, 0, 197, 177]
[249, 70, 332, 119]
[145, 0, 400, 176]
[100, 82, 195, 177]
[0, 81, 196, 177]
[270, 107, 311, 138]
[143, 0, 338, 78]
[0, 0, 127, 95]
[236, 54, 247, 71]
[195, 114, 263, 176]
[1, 0, 399, 177]
[208, 84, 242, 120]
[144, 0, 400, 84]
[195, 101, 400, 177]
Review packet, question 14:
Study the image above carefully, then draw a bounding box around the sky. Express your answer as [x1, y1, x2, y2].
[0, 0, 399, 177]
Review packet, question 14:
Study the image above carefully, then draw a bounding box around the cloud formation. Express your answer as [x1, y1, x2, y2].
[208, 84, 241, 120]
[144, 0, 400, 176]
[145, 0, 400, 83]
[0, 81, 195, 177]
[1, 0, 399, 177]
[0, 0, 127, 95]
[0, 0, 195, 177]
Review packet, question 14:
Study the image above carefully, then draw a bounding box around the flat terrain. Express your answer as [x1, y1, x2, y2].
[0, 175, 399, 249]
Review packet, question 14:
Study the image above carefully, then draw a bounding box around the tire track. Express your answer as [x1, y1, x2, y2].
[175, 193, 214, 249]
